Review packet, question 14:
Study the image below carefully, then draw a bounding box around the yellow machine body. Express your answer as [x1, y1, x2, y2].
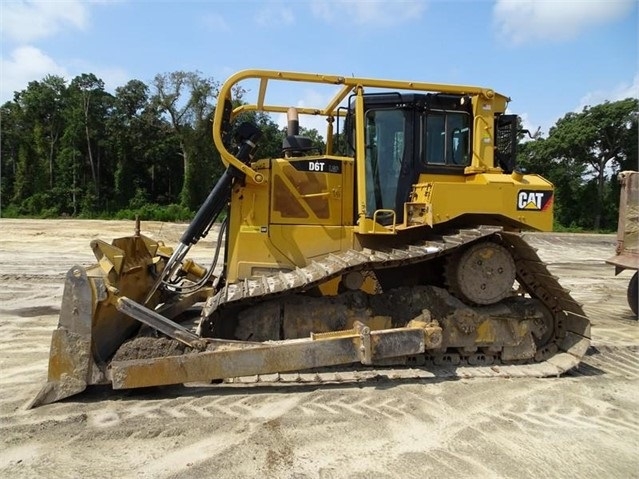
[215, 71, 553, 282]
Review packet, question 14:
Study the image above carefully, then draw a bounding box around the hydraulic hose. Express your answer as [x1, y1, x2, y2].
[144, 122, 262, 304]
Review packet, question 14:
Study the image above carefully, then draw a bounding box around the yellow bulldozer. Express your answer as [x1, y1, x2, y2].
[31, 70, 591, 407]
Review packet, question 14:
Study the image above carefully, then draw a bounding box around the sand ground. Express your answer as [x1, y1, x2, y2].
[0, 219, 637, 479]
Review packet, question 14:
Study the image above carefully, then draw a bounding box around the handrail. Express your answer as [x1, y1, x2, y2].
[212, 69, 506, 184]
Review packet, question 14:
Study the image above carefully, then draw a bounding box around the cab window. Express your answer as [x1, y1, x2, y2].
[422, 111, 470, 166]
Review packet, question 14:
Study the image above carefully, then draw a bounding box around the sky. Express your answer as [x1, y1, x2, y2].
[1, 0, 637, 136]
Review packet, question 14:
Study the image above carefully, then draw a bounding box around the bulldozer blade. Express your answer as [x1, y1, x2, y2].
[30, 233, 172, 408]
[29, 266, 99, 408]
[28, 329, 91, 408]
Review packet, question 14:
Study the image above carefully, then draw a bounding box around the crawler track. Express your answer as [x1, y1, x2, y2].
[200, 228, 591, 381]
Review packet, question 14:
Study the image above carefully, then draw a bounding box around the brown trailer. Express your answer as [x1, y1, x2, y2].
[606, 170, 639, 317]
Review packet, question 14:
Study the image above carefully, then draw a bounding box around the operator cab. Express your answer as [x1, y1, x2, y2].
[346, 92, 473, 223]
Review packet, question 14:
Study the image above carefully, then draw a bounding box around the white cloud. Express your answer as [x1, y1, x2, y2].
[1, 0, 89, 43]
[503, 109, 544, 141]
[493, 0, 635, 45]
[202, 12, 231, 32]
[254, 4, 295, 27]
[0, 46, 131, 103]
[77, 64, 131, 95]
[0, 2, 129, 102]
[0, 46, 69, 102]
[512, 110, 531, 133]
[576, 74, 639, 111]
[310, 0, 427, 27]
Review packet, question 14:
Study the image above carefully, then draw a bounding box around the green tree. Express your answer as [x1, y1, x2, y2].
[66, 74, 114, 213]
[519, 137, 588, 228]
[108, 79, 153, 208]
[0, 100, 23, 212]
[544, 98, 638, 229]
[2, 77, 70, 214]
[251, 111, 286, 159]
[151, 71, 219, 209]
[14, 76, 67, 190]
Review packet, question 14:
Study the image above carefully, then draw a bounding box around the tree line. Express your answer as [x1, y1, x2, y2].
[1, 71, 636, 231]
[0, 71, 315, 220]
